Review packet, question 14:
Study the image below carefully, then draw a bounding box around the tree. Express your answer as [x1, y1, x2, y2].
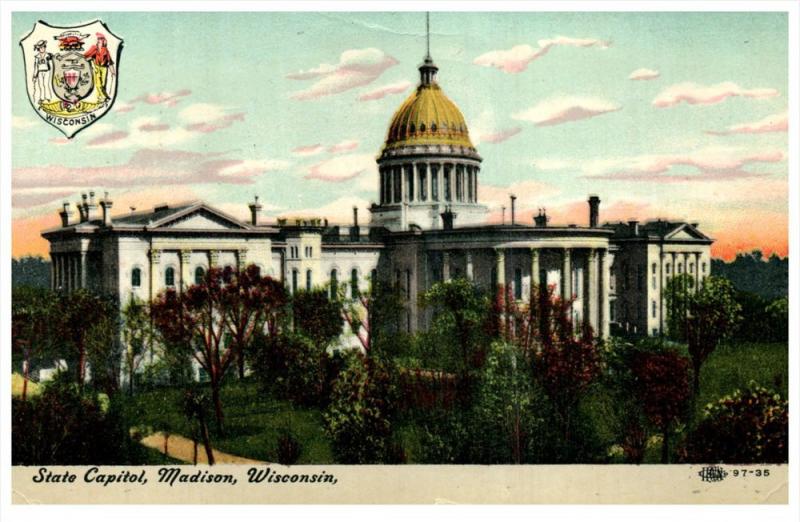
[151, 268, 235, 433]
[340, 280, 404, 358]
[59, 289, 118, 390]
[182, 389, 215, 465]
[686, 276, 742, 394]
[12, 287, 57, 401]
[664, 273, 695, 341]
[631, 349, 691, 463]
[120, 295, 153, 395]
[219, 265, 288, 379]
[291, 288, 343, 347]
[419, 279, 492, 402]
[506, 284, 601, 446]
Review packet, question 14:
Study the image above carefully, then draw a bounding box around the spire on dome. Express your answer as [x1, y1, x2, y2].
[419, 12, 438, 86]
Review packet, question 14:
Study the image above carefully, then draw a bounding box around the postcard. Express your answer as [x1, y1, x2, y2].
[3, 2, 797, 513]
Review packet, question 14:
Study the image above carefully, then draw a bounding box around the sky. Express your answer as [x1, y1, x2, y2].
[10, 11, 789, 260]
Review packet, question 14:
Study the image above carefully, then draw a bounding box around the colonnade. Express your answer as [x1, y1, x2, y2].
[50, 251, 87, 292]
[379, 161, 479, 205]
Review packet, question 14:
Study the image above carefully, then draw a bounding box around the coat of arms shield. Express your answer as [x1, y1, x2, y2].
[19, 20, 123, 138]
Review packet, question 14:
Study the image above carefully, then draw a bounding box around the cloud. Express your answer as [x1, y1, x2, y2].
[13, 148, 290, 192]
[628, 68, 660, 81]
[306, 154, 375, 182]
[328, 140, 360, 153]
[12, 115, 38, 129]
[581, 146, 785, 181]
[358, 80, 413, 101]
[288, 48, 398, 100]
[128, 89, 192, 108]
[115, 103, 135, 113]
[479, 127, 522, 144]
[178, 103, 246, 133]
[653, 82, 779, 108]
[292, 144, 325, 157]
[474, 36, 610, 74]
[279, 195, 372, 224]
[86, 131, 129, 147]
[706, 111, 788, 136]
[513, 96, 621, 126]
[138, 122, 171, 132]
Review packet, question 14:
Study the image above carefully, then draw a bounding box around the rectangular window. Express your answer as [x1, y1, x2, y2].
[652, 300, 657, 318]
[292, 269, 298, 293]
[431, 166, 439, 201]
[406, 269, 411, 300]
[514, 268, 522, 300]
[652, 276, 657, 290]
[306, 270, 312, 291]
[418, 164, 427, 201]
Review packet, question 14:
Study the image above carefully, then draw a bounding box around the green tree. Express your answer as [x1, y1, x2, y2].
[664, 273, 695, 341]
[59, 290, 118, 390]
[419, 279, 492, 403]
[120, 295, 153, 395]
[292, 288, 343, 347]
[12, 287, 58, 401]
[686, 276, 742, 394]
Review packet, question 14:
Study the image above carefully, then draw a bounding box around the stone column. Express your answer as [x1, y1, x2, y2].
[601, 249, 611, 339]
[465, 252, 474, 281]
[562, 248, 572, 301]
[180, 250, 192, 290]
[442, 251, 451, 281]
[695, 252, 702, 290]
[588, 249, 599, 333]
[80, 250, 88, 289]
[495, 249, 506, 287]
[149, 249, 161, 302]
[530, 249, 540, 292]
[209, 250, 220, 268]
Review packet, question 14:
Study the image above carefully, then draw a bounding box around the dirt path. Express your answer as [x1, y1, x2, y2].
[140, 432, 266, 465]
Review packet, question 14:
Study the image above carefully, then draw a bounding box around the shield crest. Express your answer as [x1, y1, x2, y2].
[20, 20, 123, 138]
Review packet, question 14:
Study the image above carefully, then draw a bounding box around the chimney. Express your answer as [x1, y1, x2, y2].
[248, 195, 262, 226]
[350, 206, 361, 240]
[77, 195, 88, 223]
[628, 219, 640, 236]
[59, 201, 74, 227]
[510, 194, 517, 225]
[534, 208, 548, 228]
[441, 206, 457, 230]
[99, 192, 113, 226]
[588, 195, 600, 228]
[85, 191, 98, 221]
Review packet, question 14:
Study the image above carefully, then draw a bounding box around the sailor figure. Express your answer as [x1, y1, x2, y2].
[32, 40, 54, 104]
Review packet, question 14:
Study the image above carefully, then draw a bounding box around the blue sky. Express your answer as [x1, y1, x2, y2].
[11, 11, 789, 258]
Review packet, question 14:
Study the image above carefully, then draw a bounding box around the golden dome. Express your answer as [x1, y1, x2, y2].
[384, 73, 474, 151]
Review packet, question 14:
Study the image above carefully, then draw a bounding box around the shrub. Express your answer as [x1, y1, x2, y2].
[12, 377, 138, 465]
[249, 333, 342, 407]
[683, 384, 788, 463]
[324, 352, 400, 463]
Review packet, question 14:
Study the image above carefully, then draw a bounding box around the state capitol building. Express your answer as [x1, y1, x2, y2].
[42, 46, 713, 340]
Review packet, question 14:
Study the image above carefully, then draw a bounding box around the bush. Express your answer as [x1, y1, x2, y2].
[250, 333, 342, 407]
[324, 352, 400, 463]
[12, 377, 140, 465]
[683, 384, 788, 463]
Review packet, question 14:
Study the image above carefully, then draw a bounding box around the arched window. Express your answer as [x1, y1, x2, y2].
[306, 269, 312, 291]
[419, 123, 426, 133]
[131, 267, 141, 288]
[409, 123, 415, 134]
[351, 268, 359, 298]
[330, 269, 338, 299]
[165, 266, 175, 287]
[194, 266, 205, 285]
[431, 122, 437, 132]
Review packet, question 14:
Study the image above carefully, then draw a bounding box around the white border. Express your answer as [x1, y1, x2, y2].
[1, 1, 798, 521]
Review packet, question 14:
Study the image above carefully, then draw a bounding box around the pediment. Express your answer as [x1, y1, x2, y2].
[153, 206, 248, 230]
[665, 224, 709, 241]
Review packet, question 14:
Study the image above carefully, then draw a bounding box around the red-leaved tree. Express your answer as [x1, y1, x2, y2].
[631, 349, 692, 463]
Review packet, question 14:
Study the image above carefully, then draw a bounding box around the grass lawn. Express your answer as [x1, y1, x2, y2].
[125, 379, 333, 464]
